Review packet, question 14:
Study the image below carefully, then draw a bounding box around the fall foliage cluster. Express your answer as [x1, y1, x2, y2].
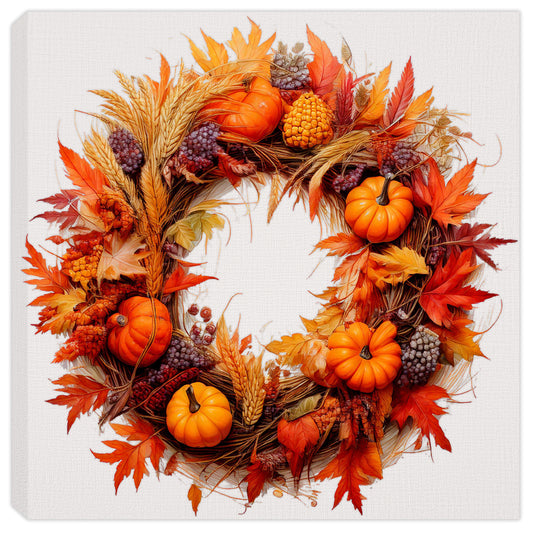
[24, 20, 514, 516]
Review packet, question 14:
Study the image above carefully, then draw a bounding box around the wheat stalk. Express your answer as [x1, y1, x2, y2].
[241, 353, 266, 426]
[214, 316, 247, 405]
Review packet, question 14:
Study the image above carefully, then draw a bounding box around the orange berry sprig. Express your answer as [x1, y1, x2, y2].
[53, 324, 107, 363]
[310, 396, 341, 433]
[97, 188, 134, 237]
[62, 234, 104, 290]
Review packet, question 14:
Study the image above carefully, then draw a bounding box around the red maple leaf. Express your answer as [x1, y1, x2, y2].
[277, 415, 320, 479]
[420, 249, 496, 327]
[411, 158, 489, 228]
[47, 373, 110, 432]
[315, 438, 382, 513]
[445, 223, 516, 270]
[306, 26, 342, 98]
[92, 416, 166, 493]
[163, 266, 217, 294]
[32, 189, 80, 230]
[390, 384, 452, 451]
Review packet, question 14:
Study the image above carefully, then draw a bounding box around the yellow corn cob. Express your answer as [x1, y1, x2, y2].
[282, 93, 334, 149]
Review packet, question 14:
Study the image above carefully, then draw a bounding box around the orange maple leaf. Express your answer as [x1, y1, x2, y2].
[23, 237, 72, 303]
[92, 416, 166, 493]
[315, 438, 382, 513]
[306, 26, 343, 98]
[427, 313, 485, 364]
[163, 266, 217, 295]
[47, 373, 109, 432]
[58, 141, 107, 201]
[411, 158, 489, 228]
[390, 384, 452, 451]
[315, 232, 364, 257]
[420, 249, 496, 327]
[387, 87, 433, 138]
[277, 415, 320, 479]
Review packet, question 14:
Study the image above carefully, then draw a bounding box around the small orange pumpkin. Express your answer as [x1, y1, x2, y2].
[166, 382, 233, 448]
[106, 296, 172, 367]
[345, 176, 414, 243]
[327, 321, 402, 393]
[204, 77, 283, 142]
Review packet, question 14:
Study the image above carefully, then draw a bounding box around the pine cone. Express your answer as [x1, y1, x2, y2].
[271, 44, 310, 90]
[400, 326, 440, 386]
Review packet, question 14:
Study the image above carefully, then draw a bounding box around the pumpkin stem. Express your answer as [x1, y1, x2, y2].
[359, 345, 372, 360]
[376, 173, 394, 206]
[116, 314, 128, 327]
[186, 385, 201, 413]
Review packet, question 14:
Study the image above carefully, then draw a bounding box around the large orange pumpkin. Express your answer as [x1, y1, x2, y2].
[327, 321, 402, 393]
[204, 77, 283, 142]
[345, 176, 414, 243]
[166, 382, 233, 448]
[106, 296, 172, 367]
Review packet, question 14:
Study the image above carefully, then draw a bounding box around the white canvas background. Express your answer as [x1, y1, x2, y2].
[10, 10, 519, 519]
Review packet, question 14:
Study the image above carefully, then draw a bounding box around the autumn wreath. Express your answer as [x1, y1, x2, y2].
[25, 21, 515, 515]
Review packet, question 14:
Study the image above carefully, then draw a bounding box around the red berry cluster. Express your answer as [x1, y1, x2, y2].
[188, 304, 216, 345]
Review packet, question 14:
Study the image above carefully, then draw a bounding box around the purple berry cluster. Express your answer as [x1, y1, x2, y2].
[178, 122, 220, 173]
[332, 164, 366, 193]
[392, 141, 420, 169]
[161, 337, 214, 371]
[108, 128, 144, 176]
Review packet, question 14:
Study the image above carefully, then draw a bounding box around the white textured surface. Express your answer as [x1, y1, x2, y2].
[11, 10, 519, 519]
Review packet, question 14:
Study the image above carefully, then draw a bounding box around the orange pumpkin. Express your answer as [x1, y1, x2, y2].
[204, 77, 283, 142]
[106, 296, 172, 367]
[327, 321, 402, 393]
[166, 382, 233, 448]
[345, 176, 414, 243]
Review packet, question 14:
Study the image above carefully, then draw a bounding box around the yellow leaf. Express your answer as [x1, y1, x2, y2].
[166, 218, 198, 251]
[266, 333, 316, 367]
[96, 233, 149, 283]
[42, 288, 87, 334]
[226, 19, 276, 75]
[358, 63, 391, 123]
[166, 210, 225, 252]
[313, 305, 344, 337]
[369, 245, 428, 289]
[187, 30, 228, 73]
